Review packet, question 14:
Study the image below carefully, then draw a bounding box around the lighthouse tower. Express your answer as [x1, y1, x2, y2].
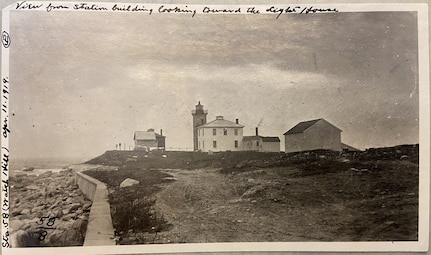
[192, 101, 208, 151]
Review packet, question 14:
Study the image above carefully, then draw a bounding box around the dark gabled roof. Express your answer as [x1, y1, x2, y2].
[283, 118, 341, 135]
[261, 136, 280, 142]
[283, 119, 322, 135]
[243, 136, 280, 142]
[243, 136, 260, 142]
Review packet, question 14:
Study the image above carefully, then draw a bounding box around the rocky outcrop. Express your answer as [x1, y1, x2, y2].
[9, 169, 92, 247]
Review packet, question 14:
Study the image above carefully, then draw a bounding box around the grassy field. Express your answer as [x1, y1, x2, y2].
[84, 144, 419, 244]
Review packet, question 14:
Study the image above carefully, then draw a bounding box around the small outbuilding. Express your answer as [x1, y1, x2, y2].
[243, 128, 280, 152]
[284, 118, 342, 153]
[134, 129, 165, 151]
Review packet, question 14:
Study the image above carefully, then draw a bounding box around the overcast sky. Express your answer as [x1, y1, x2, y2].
[9, 9, 419, 159]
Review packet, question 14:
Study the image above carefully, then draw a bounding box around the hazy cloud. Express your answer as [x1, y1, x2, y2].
[8, 10, 419, 159]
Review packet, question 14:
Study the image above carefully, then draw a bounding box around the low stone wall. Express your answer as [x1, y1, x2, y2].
[75, 172, 97, 200]
[75, 172, 115, 246]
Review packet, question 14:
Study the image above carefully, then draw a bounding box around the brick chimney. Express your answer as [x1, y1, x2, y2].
[160, 129, 163, 136]
[236, 118, 239, 124]
[255, 127, 259, 136]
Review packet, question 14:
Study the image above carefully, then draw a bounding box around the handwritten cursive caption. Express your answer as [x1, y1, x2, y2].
[1, 75, 9, 248]
[14, 1, 339, 18]
[1, 147, 9, 248]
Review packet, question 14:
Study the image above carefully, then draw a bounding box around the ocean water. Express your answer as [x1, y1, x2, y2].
[10, 157, 90, 176]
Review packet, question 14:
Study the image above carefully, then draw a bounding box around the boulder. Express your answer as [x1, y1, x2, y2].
[52, 208, 64, 218]
[75, 209, 83, 216]
[33, 211, 44, 219]
[235, 162, 245, 168]
[82, 202, 92, 212]
[9, 220, 26, 233]
[45, 187, 62, 198]
[69, 184, 79, 191]
[62, 203, 80, 215]
[48, 200, 62, 210]
[21, 222, 33, 231]
[36, 199, 46, 206]
[45, 229, 63, 246]
[24, 192, 42, 200]
[11, 208, 21, 217]
[56, 221, 74, 230]
[241, 185, 265, 198]
[62, 215, 73, 221]
[48, 228, 83, 246]
[16, 214, 31, 220]
[120, 178, 140, 188]
[39, 171, 52, 178]
[64, 197, 73, 204]
[71, 196, 86, 205]
[26, 185, 39, 190]
[66, 203, 82, 214]
[20, 209, 31, 215]
[66, 178, 75, 186]
[10, 230, 39, 247]
[31, 205, 45, 213]
[72, 218, 88, 236]
[62, 228, 84, 246]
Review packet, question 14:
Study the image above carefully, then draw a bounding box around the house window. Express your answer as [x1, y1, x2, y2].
[224, 128, 228, 135]
[213, 129, 216, 136]
[257, 141, 260, 147]
[235, 140, 238, 148]
[202, 129, 204, 136]
[234, 129, 238, 135]
[213, 141, 217, 148]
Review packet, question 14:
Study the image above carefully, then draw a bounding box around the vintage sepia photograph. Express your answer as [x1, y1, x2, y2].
[1, 1, 429, 254]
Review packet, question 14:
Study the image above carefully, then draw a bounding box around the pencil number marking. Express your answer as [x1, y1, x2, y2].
[2, 32, 10, 48]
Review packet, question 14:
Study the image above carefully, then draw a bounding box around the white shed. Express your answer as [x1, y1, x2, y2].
[284, 118, 342, 153]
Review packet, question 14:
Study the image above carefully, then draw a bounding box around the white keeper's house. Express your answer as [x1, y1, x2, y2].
[197, 116, 244, 152]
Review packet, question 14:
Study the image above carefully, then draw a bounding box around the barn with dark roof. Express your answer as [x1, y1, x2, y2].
[283, 118, 342, 153]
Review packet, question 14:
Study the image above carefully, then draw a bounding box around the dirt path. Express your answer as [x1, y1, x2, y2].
[153, 168, 244, 243]
[150, 168, 351, 243]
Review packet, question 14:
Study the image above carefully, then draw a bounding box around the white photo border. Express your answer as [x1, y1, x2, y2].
[1, 2, 429, 254]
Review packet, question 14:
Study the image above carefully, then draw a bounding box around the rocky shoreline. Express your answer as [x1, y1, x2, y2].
[9, 168, 92, 247]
